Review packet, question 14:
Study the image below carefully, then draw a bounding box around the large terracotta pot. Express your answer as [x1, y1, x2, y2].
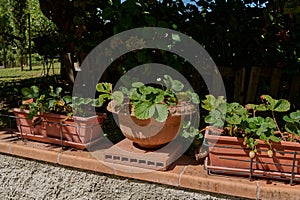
[204, 127, 300, 183]
[107, 101, 195, 149]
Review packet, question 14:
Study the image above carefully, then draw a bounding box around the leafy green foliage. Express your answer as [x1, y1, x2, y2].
[2, 0, 298, 75]
[97, 75, 202, 141]
[6, 0, 28, 69]
[97, 75, 199, 124]
[20, 85, 101, 119]
[21, 86, 39, 99]
[284, 110, 300, 135]
[163, 75, 184, 92]
[20, 85, 46, 120]
[96, 82, 124, 106]
[202, 95, 227, 128]
[182, 121, 202, 139]
[226, 102, 247, 125]
[129, 83, 172, 122]
[202, 94, 299, 155]
[45, 86, 72, 116]
[260, 95, 291, 112]
[71, 96, 101, 117]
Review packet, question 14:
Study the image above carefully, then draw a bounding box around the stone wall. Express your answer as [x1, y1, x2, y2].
[0, 154, 241, 200]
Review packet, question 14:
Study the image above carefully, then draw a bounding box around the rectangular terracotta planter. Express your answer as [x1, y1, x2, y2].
[13, 108, 47, 136]
[13, 108, 106, 149]
[204, 127, 300, 183]
[43, 112, 106, 144]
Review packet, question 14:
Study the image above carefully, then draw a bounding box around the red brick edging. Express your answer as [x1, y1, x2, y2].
[1, 131, 300, 199]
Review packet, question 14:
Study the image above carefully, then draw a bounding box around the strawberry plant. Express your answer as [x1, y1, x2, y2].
[45, 86, 73, 117]
[96, 74, 200, 138]
[201, 94, 294, 157]
[20, 85, 47, 120]
[96, 75, 199, 123]
[20, 85, 101, 119]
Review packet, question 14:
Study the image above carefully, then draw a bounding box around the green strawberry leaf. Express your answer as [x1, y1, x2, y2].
[111, 91, 124, 105]
[134, 102, 155, 120]
[154, 104, 168, 122]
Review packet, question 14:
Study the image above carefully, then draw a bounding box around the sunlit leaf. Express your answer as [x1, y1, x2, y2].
[154, 104, 168, 122]
[134, 102, 155, 119]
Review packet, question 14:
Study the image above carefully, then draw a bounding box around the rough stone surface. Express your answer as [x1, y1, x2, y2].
[0, 154, 244, 200]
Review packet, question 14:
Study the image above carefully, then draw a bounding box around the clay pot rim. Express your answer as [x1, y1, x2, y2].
[107, 101, 197, 117]
[42, 112, 106, 121]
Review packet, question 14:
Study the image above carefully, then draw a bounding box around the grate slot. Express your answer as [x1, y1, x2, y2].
[121, 157, 129, 161]
[139, 160, 146, 164]
[113, 156, 120, 160]
[147, 161, 155, 166]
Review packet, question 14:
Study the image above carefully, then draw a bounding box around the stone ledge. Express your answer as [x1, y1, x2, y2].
[1, 130, 300, 199]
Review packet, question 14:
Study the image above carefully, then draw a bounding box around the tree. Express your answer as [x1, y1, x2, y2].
[261, 0, 300, 72]
[37, 0, 299, 85]
[38, 0, 111, 83]
[8, 0, 28, 71]
[0, 1, 11, 68]
[0, 0, 56, 69]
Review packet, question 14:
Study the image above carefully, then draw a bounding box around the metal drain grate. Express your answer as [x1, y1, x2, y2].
[105, 154, 165, 168]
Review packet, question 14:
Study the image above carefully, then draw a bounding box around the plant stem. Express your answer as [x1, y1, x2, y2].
[272, 110, 285, 140]
[198, 127, 207, 133]
[199, 126, 223, 134]
[290, 134, 294, 142]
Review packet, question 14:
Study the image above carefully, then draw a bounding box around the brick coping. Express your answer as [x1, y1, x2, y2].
[1, 130, 300, 199]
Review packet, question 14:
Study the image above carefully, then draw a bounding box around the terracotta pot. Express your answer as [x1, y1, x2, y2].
[13, 108, 46, 136]
[43, 112, 106, 143]
[107, 101, 196, 149]
[205, 127, 300, 182]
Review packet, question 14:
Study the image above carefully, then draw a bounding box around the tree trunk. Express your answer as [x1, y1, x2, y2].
[39, 0, 75, 83]
[61, 53, 75, 84]
[1, 36, 7, 68]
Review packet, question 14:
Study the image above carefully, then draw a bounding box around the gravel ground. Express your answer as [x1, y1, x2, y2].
[0, 153, 246, 200]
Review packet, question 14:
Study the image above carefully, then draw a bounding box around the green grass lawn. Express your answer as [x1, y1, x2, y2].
[0, 62, 60, 82]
